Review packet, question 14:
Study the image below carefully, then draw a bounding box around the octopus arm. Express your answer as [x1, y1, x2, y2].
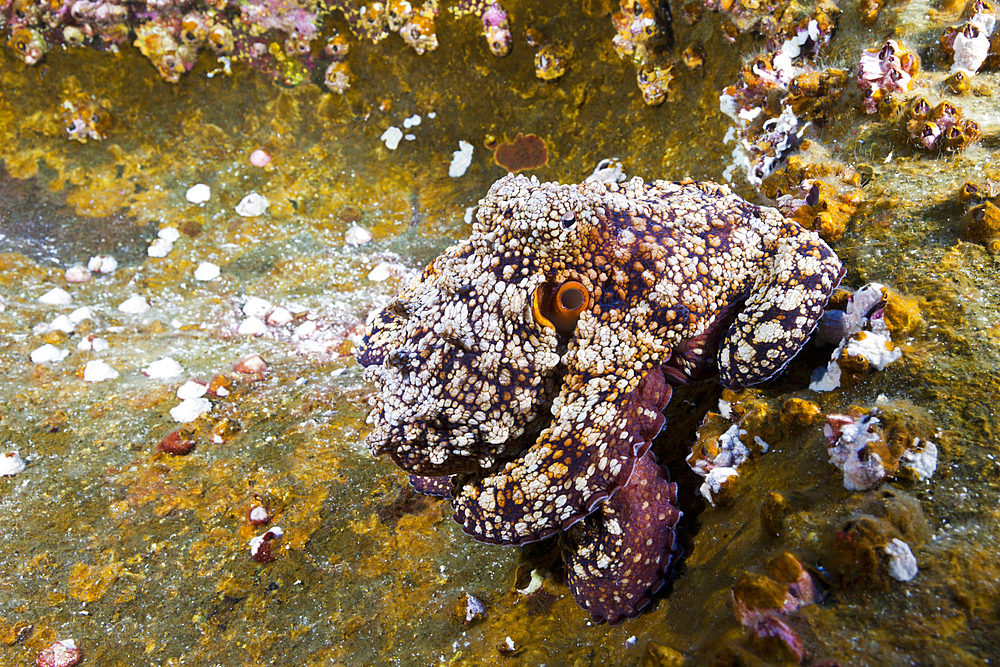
[451, 367, 672, 545]
[409, 474, 454, 497]
[718, 225, 844, 388]
[560, 450, 682, 624]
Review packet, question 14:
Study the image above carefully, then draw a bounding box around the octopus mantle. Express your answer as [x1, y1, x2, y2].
[358, 174, 843, 623]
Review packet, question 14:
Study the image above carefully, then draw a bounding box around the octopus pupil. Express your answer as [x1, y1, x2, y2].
[560, 288, 584, 311]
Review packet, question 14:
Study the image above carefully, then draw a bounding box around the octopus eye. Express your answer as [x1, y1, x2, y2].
[532, 279, 590, 335]
[560, 211, 576, 229]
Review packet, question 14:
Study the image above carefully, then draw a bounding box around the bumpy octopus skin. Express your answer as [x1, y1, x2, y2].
[358, 174, 843, 622]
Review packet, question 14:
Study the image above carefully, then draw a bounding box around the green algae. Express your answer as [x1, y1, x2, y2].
[0, 1, 999, 666]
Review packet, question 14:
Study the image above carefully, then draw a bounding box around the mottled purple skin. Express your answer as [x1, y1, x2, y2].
[562, 450, 681, 624]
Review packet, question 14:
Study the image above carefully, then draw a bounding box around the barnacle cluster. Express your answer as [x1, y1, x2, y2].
[719, 0, 844, 185]
[610, 0, 676, 105]
[525, 27, 571, 81]
[959, 180, 1000, 253]
[940, 0, 999, 76]
[449, 0, 511, 56]
[2, 0, 510, 86]
[903, 97, 980, 152]
[857, 40, 920, 115]
[60, 91, 113, 143]
[765, 156, 870, 243]
[323, 32, 351, 93]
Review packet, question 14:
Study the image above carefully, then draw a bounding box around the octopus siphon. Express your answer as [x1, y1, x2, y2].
[358, 173, 843, 623]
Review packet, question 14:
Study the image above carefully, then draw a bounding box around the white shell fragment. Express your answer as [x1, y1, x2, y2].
[449, 140, 474, 178]
[403, 114, 421, 128]
[118, 295, 151, 314]
[176, 380, 208, 400]
[147, 237, 174, 258]
[87, 255, 118, 274]
[143, 357, 184, 378]
[194, 262, 221, 281]
[170, 397, 212, 423]
[185, 183, 212, 204]
[30, 344, 69, 364]
[266, 306, 294, 325]
[380, 126, 403, 150]
[38, 287, 72, 306]
[64, 265, 91, 283]
[885, 538, 918, 581]
[367, 262, 393, 282]
[237, 316, 267, 336]
[83, 360, 120, 382]
[344, 224, 373, 246]
[0, 452, 27, 477]
[235, 192, 269, 217]
[242, 297, 272, 318]
[77, 336, 109, 352]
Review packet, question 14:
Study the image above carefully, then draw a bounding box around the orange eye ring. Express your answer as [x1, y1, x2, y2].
[532, 279, 590, 335]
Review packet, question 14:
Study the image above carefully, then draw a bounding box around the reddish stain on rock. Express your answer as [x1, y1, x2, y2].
[492, 133, 548, 173]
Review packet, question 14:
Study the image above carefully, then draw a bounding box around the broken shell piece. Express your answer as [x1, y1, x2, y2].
[64, 265, 91, 283]
[345, 224, 374, 246]
[235, 192, 269, 217]
[35, 639, 82, 667]
[169, 397, 212, 423]
[194, 262, 221, 281]
[234, 354, 270, 376]
[185, 183, 211, 204]
[249, 526, 283, 562]
[0, 452, 27, 476]
[83, 360, 119, 382]
[885, 538, 918, 581]
[38, 287, 72, 306]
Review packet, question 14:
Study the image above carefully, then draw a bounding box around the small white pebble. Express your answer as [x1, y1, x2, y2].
[249, 149, 272, 168]
[69, 306, 94, 324]
[64, 265, 91, 283]
[118, 295, 150, 314]
[147, 237, 174, 258]
[237, 316, 267, 336]
[266, 307, 294, 326]
[38, 287, 72, 306]
[380, 126, 403, 150]
[83, 359, 120, 382]
[886, 538, 919, 582]
[143, 357, 184, 378]
[427, 111, 437, 119]
[367, 262, 392, 282]
[449, 140, 474, 178]
[30, 344, 68, 364]
[404, 133, 416, 141]
[235, 192, 269, 217]
[176, 380, 208, 400]
[242, 297, 272, 318]
[403, 114, 422, 128]
[344, 224, 373, 246]
[185, 183, 211, 204]
[194, 261, 221, 281]
[293, 320, 317, 339]
[47, 315, 76, 333]
[77, 335, 109, 352]
[169, 397, 212, 423]
[87, 255, 118, 274]
[158, 227, 181, 243]
[0, 452, 26, 477]
[249, 506, 270, 523]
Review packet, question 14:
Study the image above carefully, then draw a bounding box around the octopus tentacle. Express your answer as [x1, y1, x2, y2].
[452, 367, 672, 545]
[561, 450, 682, 625]
[718, 219, 845, 388]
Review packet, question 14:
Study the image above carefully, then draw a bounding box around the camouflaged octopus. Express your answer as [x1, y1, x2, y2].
[358, 174, 843, 623]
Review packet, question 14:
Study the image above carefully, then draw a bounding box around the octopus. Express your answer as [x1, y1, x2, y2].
[358, 174, 843, 623]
